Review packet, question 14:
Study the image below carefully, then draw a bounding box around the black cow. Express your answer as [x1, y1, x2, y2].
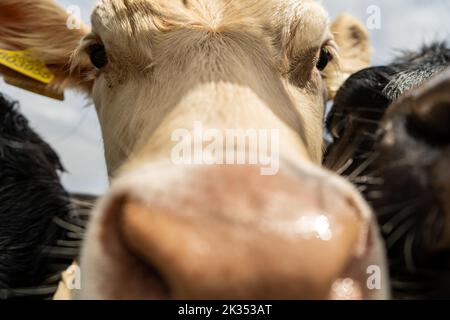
[325, 43, 450, 299]
[0, 92, 90, 299]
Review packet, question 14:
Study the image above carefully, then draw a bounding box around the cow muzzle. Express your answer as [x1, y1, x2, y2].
[78, 162, 389, 300]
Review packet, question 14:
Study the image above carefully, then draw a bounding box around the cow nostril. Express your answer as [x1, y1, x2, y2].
[118, 200, 173, 299]
[407, 100, 450, 146]
[136, 256, 172, 299]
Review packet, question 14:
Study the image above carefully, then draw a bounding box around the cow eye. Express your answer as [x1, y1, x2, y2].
[317, 47, 332, 71]
[88, 44, 108, 69]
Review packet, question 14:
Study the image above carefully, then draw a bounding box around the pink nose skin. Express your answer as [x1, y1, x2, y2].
[79, 163, 389, 300]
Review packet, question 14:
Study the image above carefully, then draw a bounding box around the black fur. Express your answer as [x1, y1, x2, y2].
[325, 43, 450, 299]
[326, 43, 450, 175]
[0, 93, 72, 298]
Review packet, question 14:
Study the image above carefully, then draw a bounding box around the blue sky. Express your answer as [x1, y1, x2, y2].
[0, 0, 449, 195]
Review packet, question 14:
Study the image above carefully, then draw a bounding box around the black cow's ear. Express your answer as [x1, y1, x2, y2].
[324, 13, 372, 99]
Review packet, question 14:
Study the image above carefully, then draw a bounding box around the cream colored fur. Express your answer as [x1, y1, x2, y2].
[86, 0, 330, 173]
[0, 0, 370, 175]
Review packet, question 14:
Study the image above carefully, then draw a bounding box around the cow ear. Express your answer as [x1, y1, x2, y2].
[324, 13, 372, 99]
[0, 0, 93, 95]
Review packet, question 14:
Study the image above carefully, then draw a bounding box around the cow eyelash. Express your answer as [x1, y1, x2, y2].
[317, 47, 332, 71]
[288, 41, 338, 77]
[317, 41, 337, 72]
[88, 43, 108, 69]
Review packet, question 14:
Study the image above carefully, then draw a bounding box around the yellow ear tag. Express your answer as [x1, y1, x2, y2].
[0, 49, 55, 84]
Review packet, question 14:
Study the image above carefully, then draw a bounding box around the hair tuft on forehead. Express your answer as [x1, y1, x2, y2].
[93, 0, 277, 34]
